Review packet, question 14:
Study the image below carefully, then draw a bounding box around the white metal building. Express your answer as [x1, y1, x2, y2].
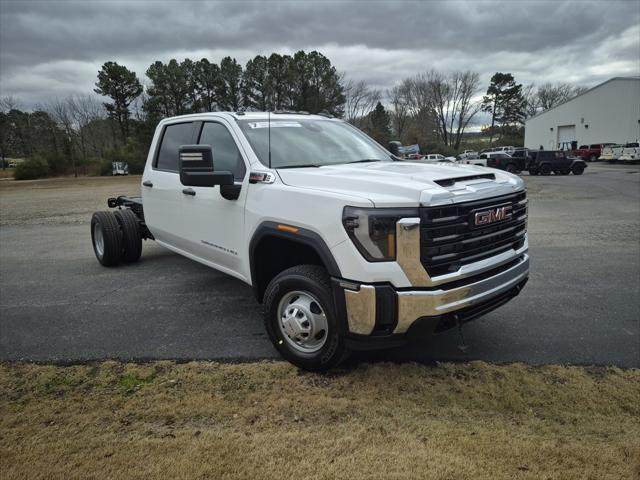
[524, 77, 640, 150]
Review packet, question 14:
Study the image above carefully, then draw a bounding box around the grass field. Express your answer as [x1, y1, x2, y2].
[1, 361, 638, 480]
[0, 175, 141, 225]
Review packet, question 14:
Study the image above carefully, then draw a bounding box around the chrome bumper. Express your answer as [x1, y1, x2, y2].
[343, 254, 529, 336]
[394, 254, 529, 333]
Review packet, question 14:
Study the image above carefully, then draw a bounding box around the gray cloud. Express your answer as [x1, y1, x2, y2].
[1, 0, 639, 109]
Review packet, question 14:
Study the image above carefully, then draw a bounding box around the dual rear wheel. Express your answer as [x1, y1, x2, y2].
[91, 210, 142, 266]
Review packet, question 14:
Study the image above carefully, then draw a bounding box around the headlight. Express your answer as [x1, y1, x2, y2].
[342, 206, 419, 261]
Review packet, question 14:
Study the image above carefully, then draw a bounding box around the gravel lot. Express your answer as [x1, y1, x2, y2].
[1, 164, 638, 367]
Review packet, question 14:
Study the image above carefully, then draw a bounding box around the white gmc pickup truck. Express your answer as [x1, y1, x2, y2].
[91, 112, 529, 371]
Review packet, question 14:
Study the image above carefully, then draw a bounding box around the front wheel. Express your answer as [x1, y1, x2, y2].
[263, 265, 349, 371]
[540, 164, 552, 175]
[505, 163, 517, 173]
[589, 154, 597, 162]
[572, 163, 585, 175]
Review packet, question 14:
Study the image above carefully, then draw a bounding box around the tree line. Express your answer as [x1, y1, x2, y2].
[0, 49, 587, 179]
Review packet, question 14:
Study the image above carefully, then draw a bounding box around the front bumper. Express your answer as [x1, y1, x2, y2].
[333, 253, 529, 350]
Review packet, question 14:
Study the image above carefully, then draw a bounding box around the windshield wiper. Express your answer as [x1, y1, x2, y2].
[276, 164, 321, 169]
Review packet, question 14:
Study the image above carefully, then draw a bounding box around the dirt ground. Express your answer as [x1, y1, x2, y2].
[0, 176, 141, 226]
[1, 361, 638, 480]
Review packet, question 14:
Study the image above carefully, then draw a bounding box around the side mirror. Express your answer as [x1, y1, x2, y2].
[178, 145, 234, 187]
[388, 141, 402, 157]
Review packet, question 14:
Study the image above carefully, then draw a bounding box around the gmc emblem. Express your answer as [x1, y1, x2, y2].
[473, 205, 513, 227]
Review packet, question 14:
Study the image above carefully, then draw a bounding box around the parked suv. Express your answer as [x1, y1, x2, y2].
[573, 144, 614, 162]
[90, 112, 529, 371]
[527, 150, 586, 175]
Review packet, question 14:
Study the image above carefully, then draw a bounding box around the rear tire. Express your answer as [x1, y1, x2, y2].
[91, 211, 122, 267]
[114, 209, 142, 263]
[540, 164, 552, 176]
[505, 163, 517, 173]
[589, 154, 597, 162]
[263, 264, 349, 372]
[572, 163, 585, 175]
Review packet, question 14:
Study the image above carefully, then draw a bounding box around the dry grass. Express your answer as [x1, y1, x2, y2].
[0, 175, 141, 225]
[1, 361, 638, 480]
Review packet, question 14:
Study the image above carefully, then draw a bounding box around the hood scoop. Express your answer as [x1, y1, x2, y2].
[434, 173, 495, 188]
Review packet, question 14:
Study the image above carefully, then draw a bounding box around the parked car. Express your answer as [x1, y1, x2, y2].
[458, 154, 488, 167]
[599, 144, 625, 162]
[618, 142, 640, 163]
[492, 146, 516, 154]
[485, 153, 525, 173]
[90, 112, 529, 371]
[573, 143, 615, 162]
[112, 162, 129, 176]
[527, 150, 586, 175]
[458, 152, 519, 171]
[423, 153, 455, 162]
[458, 150, 478, 160]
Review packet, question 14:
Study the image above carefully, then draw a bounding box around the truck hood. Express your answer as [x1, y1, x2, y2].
[276, 161, 525, 207]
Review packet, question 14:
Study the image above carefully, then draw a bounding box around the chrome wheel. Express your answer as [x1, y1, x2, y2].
[277, 290, 328, 354]
[93, 222, 104, 258]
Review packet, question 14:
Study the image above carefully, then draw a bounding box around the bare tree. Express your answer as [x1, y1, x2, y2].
[451, 71, 482, 149]
[536, 83, 588, 111]
[69, 95, 105, 168]
[344, 79, 381, 128]
[404, 70, 481, 148]
[387, 83, 411, 140]
[522, 83, 589, 119]
[45, 98, 78, 177]
[522, 83, 539, 118]
[0, 96, 20, 113]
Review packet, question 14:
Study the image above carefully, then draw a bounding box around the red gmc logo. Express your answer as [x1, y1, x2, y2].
[474, 206, 513, 227]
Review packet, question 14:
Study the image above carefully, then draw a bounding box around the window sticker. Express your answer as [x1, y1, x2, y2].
[247, 121, 302, 129]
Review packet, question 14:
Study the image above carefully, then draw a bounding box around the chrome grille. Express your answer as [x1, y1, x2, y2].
[419, 191, 527, 277]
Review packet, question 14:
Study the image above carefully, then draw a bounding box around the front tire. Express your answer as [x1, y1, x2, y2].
[572, 163, 585, 175]
[263, 265, 349, 371]
[91, 211, 122, 267]
[540, 164, 552, 175]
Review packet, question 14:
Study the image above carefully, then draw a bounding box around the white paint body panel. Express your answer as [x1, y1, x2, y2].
[142, 112, 525, 288]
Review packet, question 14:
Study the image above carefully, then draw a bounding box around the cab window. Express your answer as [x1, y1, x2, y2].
[155, 122, 194, 171]
[199, 122, 246, 181]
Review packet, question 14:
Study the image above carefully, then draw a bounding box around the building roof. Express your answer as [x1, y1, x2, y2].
[527, 76, 640, 121]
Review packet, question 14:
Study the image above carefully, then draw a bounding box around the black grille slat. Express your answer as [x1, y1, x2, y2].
[420, 191, 527, 277]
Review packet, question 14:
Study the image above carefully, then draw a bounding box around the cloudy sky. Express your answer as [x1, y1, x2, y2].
[1, 0, 639, 110]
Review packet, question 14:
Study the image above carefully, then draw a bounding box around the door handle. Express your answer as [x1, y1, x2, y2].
[142, 180, 153, 188]
[182, 188, 196, 196]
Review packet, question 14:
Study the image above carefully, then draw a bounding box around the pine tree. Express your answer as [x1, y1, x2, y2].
[368, 102, 392, 145]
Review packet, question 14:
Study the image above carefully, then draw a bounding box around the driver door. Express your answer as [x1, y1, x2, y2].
[181, 120, 249, 279]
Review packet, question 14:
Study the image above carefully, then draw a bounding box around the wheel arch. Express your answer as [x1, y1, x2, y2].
[249, 222, 341, 302]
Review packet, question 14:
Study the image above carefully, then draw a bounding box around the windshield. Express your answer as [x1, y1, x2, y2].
[236, 118, 391, 168]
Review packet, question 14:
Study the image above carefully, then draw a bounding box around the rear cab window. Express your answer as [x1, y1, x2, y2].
[155, 122, 195, 171]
